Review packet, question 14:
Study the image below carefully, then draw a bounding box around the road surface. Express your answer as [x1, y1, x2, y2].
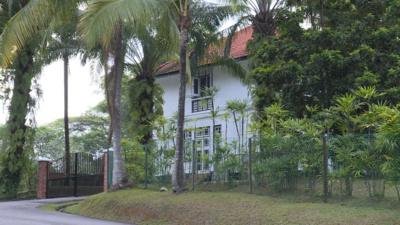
[0, 197, 130, 225]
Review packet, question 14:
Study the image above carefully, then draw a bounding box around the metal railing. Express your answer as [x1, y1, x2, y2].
[192, 97, 213, 113]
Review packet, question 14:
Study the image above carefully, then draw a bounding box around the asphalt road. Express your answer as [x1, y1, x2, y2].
[0, 197, 130, 225]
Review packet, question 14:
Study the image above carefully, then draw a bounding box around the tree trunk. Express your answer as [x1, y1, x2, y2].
[173, 12, 190, 193]
[0, 48, 35, 198]
[103, 61, 113, 148]
[111, 23, 128, 189]
[225, 116, 228, 143]
[252, 11, 276, 37]
[233, 112, 241, 154]
[241, 115, 244, 154]
[211, 101, 217, 180]
[63, 54, 71, 179]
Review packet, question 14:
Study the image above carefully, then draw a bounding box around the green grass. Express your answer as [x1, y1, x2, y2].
[39, 201, 80, 212]
[63, 189, 400, 225]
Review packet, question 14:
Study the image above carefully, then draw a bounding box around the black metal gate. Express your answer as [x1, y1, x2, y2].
[47, 152, 104, 198]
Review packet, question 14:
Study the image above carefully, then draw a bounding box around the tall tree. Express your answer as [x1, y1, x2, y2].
[0, 0, 160, 189]
[249, 0, 400, 118]
[0, 0, 85, 192]
[79, 0, 160, 189]
[127, 22, 177, 148]
[0, 0, 43, 197]
[170, 0, 238, 193]
[42, 8, 81, 180]
[171, 0, 191, 193]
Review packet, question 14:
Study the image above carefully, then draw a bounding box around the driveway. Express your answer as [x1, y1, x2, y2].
[0, 197, 130, 225]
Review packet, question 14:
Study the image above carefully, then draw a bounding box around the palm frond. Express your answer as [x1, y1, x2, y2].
[0, 0, 53, 66]
[222, 15, 251, 57]
[212, 55, 247, 82]
[79, 0, 162, 49]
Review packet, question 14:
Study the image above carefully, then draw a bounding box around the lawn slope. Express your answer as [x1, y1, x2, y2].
[65, 189, 400, 225]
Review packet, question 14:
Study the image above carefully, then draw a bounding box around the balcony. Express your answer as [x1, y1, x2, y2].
[192, 97, 213, 113]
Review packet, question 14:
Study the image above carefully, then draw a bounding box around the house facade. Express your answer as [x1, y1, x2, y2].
[155, 27, 253, 174]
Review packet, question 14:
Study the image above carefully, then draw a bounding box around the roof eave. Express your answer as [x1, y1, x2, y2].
[156, 55, 249, 78]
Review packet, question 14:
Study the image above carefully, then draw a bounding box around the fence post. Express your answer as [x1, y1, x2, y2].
[323, 133, 329, 203]
[103, 151, 109, 192]
[73, 153, 78, 197]
[192, 139, 196, 191]
[144, 145, 148, 189]
[37, 160, 49, 199]
[248, 138, 253, 194]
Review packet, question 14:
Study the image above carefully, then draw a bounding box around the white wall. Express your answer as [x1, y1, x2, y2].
[156, 60, 253, 174]
[156, 60, 252, 142]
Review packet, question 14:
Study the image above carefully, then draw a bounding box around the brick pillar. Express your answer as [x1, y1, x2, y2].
[37, 161, 49, 199]
[103, 152, 109, 192]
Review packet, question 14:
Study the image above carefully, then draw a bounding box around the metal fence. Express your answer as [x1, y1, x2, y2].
[47, 152, 104, 198]
[121, 133, 399, 201]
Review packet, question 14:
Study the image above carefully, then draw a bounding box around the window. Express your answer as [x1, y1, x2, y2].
[195, 142, 210, 171]
[195, 127, 210, 138]
[203, 138, 209, 147]
[204, 127, 210, 137]
[184, 130, 192, 140]
[203, 150, 209, 170]
[192, 97, 212, 113]
[214, 125, 222, 135]
[193, 78, 199, 96]
[194, 126, 211, 172]
[192, 68, 213, 113]
[197, 151, 202, 171]
[192, 68, 212, 98]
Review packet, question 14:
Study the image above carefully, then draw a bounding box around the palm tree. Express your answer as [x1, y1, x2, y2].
[228, 0, 287, 37]
[0, 0, 86, 191]
[79, 0, 161, 189]
[42, 10, 82, 181]
[0, 0, 82, 65]
[227, 100, 247, 155]
[0, 0, 45, 197]
[127, 22, 177, 148]
[170, 0, 240, 193]
[169, 0, 191, 193]
[0, 0, 162, 189]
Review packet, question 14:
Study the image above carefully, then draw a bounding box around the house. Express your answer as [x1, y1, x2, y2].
[155, 27, 254, 174]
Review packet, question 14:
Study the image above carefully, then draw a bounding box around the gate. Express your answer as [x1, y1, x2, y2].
[47, 152, 104, 198]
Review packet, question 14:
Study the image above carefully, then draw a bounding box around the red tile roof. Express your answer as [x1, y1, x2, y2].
[157, 26, 253, 75]
[229, 26, 253, 59]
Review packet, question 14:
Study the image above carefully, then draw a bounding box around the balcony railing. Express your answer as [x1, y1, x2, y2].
[192, 97, 212, 113]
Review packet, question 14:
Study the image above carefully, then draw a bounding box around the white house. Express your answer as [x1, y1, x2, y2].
[155, 27, 254, 174]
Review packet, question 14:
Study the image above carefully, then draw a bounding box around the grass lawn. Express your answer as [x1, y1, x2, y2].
[39, 201, 80, 212]
[64, 189, 400, 225]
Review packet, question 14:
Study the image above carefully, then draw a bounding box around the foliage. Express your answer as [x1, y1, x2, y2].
[226, 99, 249, 154]
[249, 0, 400, 117]
[34, 113, 109, 160]
[0, 0, 46, 197]
[126, 21, 171, 146]
[377, 105, 400, 200]
[79, 0, 163, 189]
[255, 103, 322, 192]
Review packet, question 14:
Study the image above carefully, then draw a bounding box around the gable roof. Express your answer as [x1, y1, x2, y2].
[157, 26, 253, 76]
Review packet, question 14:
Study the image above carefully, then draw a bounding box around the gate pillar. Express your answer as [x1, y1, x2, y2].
[37, 160, 49, 199]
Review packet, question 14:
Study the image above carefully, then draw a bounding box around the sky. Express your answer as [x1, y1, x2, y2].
[0, 56, 104, 126]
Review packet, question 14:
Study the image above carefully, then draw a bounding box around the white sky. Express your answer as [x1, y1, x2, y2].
[0, 56, 104, 126]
